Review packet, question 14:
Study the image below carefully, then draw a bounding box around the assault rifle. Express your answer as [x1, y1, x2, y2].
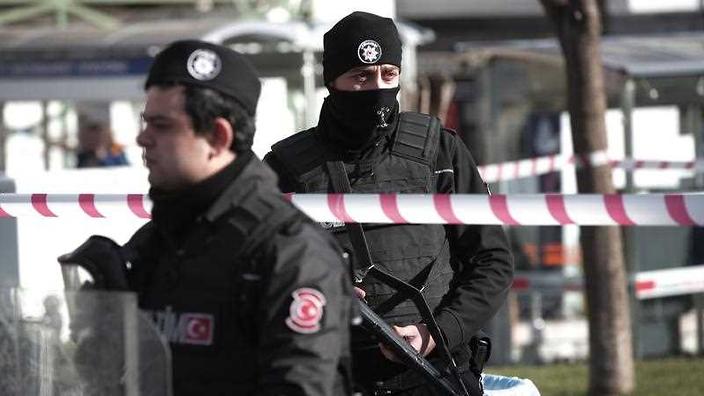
[357, 299, 464, 395]
[354, 265, 471, 396]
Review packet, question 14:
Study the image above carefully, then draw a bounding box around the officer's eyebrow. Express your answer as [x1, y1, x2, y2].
[345, 65, 376, 74]
[346, 65, 399, 74]
[141, 112, 172, 122]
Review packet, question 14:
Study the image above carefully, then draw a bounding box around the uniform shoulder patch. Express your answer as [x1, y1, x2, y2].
[285, 288, 326, 334]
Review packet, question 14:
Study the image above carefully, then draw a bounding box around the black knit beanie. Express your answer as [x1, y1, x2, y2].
[145, 39, 261, 115]
[323, 11, 402, 85]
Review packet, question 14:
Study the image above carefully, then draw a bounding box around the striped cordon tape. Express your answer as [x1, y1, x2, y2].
[511, 265, 704, 300]
[1, 193, 703, 226]
[478, 151, 704, 183]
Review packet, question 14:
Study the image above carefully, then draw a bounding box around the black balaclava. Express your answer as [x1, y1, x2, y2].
[321, 87, 399, 151]
[320, 11, 403, 152]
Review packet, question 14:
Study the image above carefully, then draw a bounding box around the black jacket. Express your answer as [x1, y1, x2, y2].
[125, 155, 353, 396]
[264, 112, 513, 381]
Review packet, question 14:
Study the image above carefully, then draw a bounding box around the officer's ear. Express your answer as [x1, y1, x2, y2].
[209, 117, 234, 155]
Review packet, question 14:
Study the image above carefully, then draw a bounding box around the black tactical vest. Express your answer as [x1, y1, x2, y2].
[126, 174, 302, 395]
[271, 112, 454, 329]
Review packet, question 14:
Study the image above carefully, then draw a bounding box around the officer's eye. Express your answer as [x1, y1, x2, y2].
[355, 72, 368, 82]
[142, 116, 172, 132]
[150, 122, 172, 131]
[383, 69, 399, 80]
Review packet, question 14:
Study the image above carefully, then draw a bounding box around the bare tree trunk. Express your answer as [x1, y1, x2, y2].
[426, 74, 457, 124]
[596, 0, 610, 33]
[539, 1, 634, 394]
[0, 102, 6, 173]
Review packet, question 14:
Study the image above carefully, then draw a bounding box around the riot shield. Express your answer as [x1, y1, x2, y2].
[0, 288, 171, 396]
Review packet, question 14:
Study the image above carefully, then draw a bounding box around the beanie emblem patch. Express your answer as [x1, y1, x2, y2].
[357, 40, 382, 64]
[186, 49, 222, 81]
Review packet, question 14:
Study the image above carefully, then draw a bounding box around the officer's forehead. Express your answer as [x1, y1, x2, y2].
[145, 85, 186, 103]
[143, 85, 188, 116]
[343, 64, 400, 74]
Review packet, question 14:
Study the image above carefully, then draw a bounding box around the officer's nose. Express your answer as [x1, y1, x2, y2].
[370, 69, 385, 90]
[136, 127, 151, 148]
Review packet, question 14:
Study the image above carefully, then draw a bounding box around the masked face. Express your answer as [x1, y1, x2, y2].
[332, 64, 400, 91]
[323, 86, 400, 150]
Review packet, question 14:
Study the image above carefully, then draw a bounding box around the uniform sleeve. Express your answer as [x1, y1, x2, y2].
[263, 151, 299, 193]
[255, 221, 352, 396]
[433, 131, 514, 350]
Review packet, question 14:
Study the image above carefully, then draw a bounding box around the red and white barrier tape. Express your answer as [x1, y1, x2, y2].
[1, 193, 703, 226]
[0, 194, 152, 219]
[511, 265, 704, 300]
[478, 151, 704, 183]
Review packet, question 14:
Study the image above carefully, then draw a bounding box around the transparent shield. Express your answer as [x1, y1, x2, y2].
[0, 288, 171, 396]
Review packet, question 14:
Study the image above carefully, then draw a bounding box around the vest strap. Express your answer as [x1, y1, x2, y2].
[391, 112, 442, 167]
[325, 160, 375, 282]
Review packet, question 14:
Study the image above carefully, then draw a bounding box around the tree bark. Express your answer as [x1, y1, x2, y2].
[0, 102, 6, 172]
[539, 1, 634, 394]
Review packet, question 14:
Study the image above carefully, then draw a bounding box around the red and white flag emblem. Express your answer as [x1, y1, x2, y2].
[286, 288, 326, 334]
[182, 313, 214, 345]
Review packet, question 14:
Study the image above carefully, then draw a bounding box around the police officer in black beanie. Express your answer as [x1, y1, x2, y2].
[264, 11, 514, 396]
[62, 39, 354, 396]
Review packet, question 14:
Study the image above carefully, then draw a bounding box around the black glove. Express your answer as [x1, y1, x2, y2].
[58, 235, 129, 291]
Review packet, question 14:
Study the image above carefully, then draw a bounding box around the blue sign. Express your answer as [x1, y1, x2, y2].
[0, 57, 153, 78]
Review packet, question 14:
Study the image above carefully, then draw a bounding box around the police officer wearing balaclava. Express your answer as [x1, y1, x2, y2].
[264, 11, 514, 396]
[61, 39, 354, 396]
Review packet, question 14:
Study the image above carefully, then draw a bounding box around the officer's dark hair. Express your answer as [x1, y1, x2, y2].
[183, 84, 256, 153]
[149, 81, 256, 153]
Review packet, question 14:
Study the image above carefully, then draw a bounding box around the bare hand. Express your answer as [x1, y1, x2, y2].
[353, 286, 366, 299]
[379, 323, 436, 362]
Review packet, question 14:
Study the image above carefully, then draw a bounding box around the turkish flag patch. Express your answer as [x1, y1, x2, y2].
[285, 288, 326, 334]
[182, 313, 214, 345]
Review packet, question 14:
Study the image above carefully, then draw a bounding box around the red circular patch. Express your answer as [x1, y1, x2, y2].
[286, 288, 327, 334]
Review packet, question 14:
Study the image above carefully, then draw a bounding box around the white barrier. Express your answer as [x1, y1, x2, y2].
[634, 265, 704, 300]
[511, 265, 704, 300]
